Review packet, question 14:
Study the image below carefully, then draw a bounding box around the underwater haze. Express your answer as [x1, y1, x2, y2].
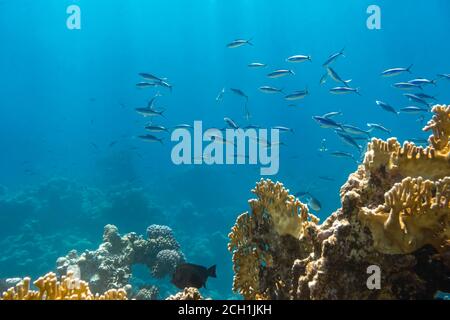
[0, 0, 449, 299]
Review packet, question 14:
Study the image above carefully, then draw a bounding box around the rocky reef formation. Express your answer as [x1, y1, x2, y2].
[1, 271, 127, 300]
[56, 224, 185, 295]
[229, 105, 450, 300]
[166, 287, 205, 300]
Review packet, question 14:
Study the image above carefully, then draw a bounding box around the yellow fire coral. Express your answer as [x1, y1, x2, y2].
[228, 179, 318, 299]
[360, 176, 450, 254]
[1, 271, 127, 300]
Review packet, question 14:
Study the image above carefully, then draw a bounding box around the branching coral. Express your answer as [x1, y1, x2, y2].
[166, 287, 204, 300]
[1, 271, 127, 300]
[229, 105, 450, 300]
[56, 224, 184, 295]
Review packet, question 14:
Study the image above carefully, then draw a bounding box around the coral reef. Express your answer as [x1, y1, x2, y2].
[56, 224, 185, 295]
[166, 287, 204, 300]
[229, 105, 450, 299]
[1, 271, 127, 300]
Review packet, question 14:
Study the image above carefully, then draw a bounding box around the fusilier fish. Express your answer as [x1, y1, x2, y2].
[227, 39, 253, 48]
[267, 69, 295, 78]
[381, 65, 413, 77]
[313, 116, 342, 130]
[285, 88, 308, 100]
[322, 111, 343, 119]
[145, 125, 169, 132]
[139, 73, 166, 82]
[376, 100, 398, 115]
[286, 55, 311, 63]
[408, 78, 436, 86]
[341, 124, 371, 137]
[330, 151, 356, 161]
[393, 82, 422, 90]
[336, 131, 362, 152]
[403, 94, 431, 107]
[330, 87, 360, 95]
[259, 86, 284, 94]
[138, 134, 164, 144]
[367, 123, 391, 134]
[248, 62, 266, 68]
[415, 93, 437, 101]
[323, 48, 345, 67]
[136, 82, 156, 88]
[135, 107, 165, 117]
[327, 67, 349, 87]
[271, 126, 294, 133]
[224, 117, 239, 129]
[400, 106, 429, 114]
[230, 88, 248, 99]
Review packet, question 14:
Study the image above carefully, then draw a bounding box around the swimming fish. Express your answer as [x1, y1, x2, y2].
[341, 124, 371, 137]
[271, 126, 294, 133]
[367, 123, 391, 134]
[173, 124, 193, 129]
[230, 88, 248, 100]
[286, 55, 312, 63]
[327, 67, 349, 87]
[330, 151, 356, 162]
[400, 106, 429, 114]
[138, 134, 164, 144]
[403, 94, 431, 107]
[313, 116, 342, 130]
[437, 74, 450, 80]
[393, 82, 422, 90]
[285, 88, 308, 100]
[408, 78, 437, 86]
[216, 88, 226, 103]
[145, 125, 169, 132]
[295, 192, 321, 211]
[415, 93, 437, 101]
[248, 62, 267, 68]
[135, 107, 165, 118]
[323, 48, 345, 67]
[259, 86, 284, 94]
[376, 100, 398, 115]
[322, 111, 343, 119]
[319, 73, 328, 85]
[136, 82, 157, 88]
[139, 73, 166, 82]
[267, 69, 295, 78]
[227, 39, 253, 48]
[224, 117, 239, 129]
[381, 65, 413, 77]
[330, 87, 360, 95]
[171, 263, 217, 289]
[336, 132, 362, 153]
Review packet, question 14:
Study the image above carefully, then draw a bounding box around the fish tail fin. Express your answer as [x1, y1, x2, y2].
[356, 88, 362, 96]
[431, 79, 437, 86]
[290, 70, 296, 75]
[159, 138, 164, 145]
[308, 55, 312, 62]
[160, 110, 166, 118]
[247, 38, 254, 46]
[208, 265, 217, 278]
[340, 46, 346, 55]
[407, 64, 413, 73]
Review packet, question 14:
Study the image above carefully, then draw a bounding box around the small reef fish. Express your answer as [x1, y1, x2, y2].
[381, 65, 413, 77]
[224, 117, 239, 129]
[285, 88, 308, 100]
[154, 80, 173, 91]
[319, 73, 328, 85]
[322, 111, 343, 119]
[408, 78, 436, 86]
[271, 126, 294, 133]
[230, 88, 248, 100]
[138, 134, 164, 144]
[437, 74, 450, 80]
[403, 93, 431, 107]
[267, 69, 295, 78]
[216, 88, 226, 103]
[135, 107, 165, 118]
[327, 67, 349, 87]
[376, 100, 398, 115]
[136, 82, 157, 88]
[173, 124, 193, 129]
[295, 192, 321, 211]
[415, 93, 437, 101]
[313, 116, 342, 130]
[259, 86, 284, 94]
[367, 123, 391, 134]
[330, 151, 356, 161]
[336, 132, 362, 153]
[323, 48, 345, 67]
[393, 82, 422, 90]
[171, 263, 217, 289]
[341, 124, 371, 137]
[330, 87, 360, 95]
[145, 125, 169, 132]
[248, 62, 267, 68]
[400, 106, 429, 114]
[243, 124, 261, 129]
[139, 73, 166, 82]
[286, 54, 312, 63]
[227, 39, 253, 48]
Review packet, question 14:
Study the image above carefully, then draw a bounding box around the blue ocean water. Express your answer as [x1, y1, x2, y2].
[0, 0, 449, 299]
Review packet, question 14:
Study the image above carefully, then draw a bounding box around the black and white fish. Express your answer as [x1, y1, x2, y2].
[381, 65, 413, 77]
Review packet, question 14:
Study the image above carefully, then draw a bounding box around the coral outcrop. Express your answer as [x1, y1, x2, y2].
[229, 105, 450, 299]
[56, 224, 185, 295]
[1, 271, 127, 300]
[166, 287, 204, 300]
